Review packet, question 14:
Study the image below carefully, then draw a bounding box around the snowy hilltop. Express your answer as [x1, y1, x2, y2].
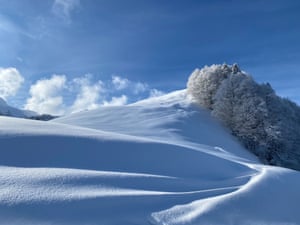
[0, 68, 300, 224]
[187, 64, 300, 170]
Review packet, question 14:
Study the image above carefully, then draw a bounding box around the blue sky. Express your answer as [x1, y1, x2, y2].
[0, 0, 299, 114]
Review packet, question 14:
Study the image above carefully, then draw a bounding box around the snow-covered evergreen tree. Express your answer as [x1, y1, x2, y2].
[187, 64, 300, 170]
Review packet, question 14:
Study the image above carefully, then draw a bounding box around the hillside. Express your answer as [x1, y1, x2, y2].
[0, 97, 37, 118]
[0, 90, 300, 225]
[187, 64, 300, 170]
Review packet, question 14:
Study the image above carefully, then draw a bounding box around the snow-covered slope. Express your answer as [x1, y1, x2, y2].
[0, 97, 37, 118]
[0, 90, 300, 225]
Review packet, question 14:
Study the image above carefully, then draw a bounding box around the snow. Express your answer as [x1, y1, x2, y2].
[0, 89, 300, 225]
[0, 97, 37, 118]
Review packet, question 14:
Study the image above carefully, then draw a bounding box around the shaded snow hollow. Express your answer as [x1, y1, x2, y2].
[0, 90, 299, 225]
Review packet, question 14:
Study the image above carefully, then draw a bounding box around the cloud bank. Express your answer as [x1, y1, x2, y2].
[70, 75, 103, 113]
[23, 73, 163, 115]
[24, 75, 66, 115]
[0, 67, 24, 99]
[112, 76, 129, 90]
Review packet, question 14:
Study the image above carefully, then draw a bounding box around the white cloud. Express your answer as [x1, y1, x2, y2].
[52, 0, 80, 23]
[22, 73, 162, 115]
[70, 75, 103, 113]
[102, 95, 128, 106]
[0, 67, 24, 99]
[149, 89, 165, 98]
[133, 82, 148, 94]
[111, 75, 149, 95]
[24, 75, 66, 115]
[112, 75, 130, 90]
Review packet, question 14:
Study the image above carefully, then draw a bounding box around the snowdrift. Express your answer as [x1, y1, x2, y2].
[0, 90, 300, 225]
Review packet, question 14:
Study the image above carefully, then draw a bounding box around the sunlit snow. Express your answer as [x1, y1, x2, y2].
[0, 90, 299, 225]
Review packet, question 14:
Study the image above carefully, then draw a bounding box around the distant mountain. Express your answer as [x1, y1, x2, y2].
[0, 98, 56, 121]
[0, 97, 37, 118]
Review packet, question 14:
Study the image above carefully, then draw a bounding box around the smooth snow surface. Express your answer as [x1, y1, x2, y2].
[0, 89, 300, 225]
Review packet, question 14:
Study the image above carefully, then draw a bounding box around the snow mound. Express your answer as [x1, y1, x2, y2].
[53, 90, 255, 160]
[0, 90, 300, 225]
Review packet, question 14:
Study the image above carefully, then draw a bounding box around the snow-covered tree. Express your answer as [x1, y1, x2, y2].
[187, 64, 300, 170]
[187, 64, 232, 109]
